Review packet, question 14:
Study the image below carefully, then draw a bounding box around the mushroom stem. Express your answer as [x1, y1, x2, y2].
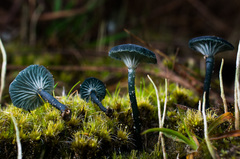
[128, 68, 142, 150]
[90, 91, 107, 112]
[38, 89, 71, 120]
[203, 56, 214, 109]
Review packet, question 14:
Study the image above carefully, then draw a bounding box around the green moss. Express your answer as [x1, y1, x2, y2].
[71, 130, 100, 157]
[0, 81, 238, 158]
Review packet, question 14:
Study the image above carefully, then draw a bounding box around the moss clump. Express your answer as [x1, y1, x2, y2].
[71, 131, 100, 158]
[1, 81, 238, 158]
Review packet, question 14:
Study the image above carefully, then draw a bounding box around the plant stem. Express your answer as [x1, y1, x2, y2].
[128, 68, 142, 150]
[162, 79, 168, 126]
[203, 56, 214, 109]
[147, 75, 162, 141]
[90, 91, 107, 112]
[38, 89, 71, 120]
[0, 39, 7, 104]
[234, 41, 240, 130]
[219, 58, 228, 113]
[202, 92, 216, 159]
[10, 113, 22, 159]
[147, 75, 167, 159]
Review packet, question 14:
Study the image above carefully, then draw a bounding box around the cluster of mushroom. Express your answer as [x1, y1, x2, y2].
[9, 35, 234, 151]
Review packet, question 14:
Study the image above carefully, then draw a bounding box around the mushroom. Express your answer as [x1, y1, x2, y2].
[9, 65, 71, 121]
[108, 44, 157, 150]
[80, 77, 113, 116]
[188, 36, 234, 109]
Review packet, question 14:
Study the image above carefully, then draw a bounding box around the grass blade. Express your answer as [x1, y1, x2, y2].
[142, 128, 198, 150]
[67, 81, 81, 98]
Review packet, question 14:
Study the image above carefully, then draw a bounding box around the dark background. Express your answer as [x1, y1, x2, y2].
[1, 0, 239, 103]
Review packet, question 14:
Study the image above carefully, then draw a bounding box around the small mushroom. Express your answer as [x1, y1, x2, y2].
[9, 65, 71, 121]
[109, 44, 157, 150]
[80, 77, 113, 116]
[189, 36, 234, 109]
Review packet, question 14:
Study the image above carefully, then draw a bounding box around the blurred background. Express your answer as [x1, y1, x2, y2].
[1, 0, 240, 104]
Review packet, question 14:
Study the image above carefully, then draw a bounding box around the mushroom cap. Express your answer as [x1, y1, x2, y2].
[188, 36, 234, 57]
[108, 44, 157, 69]
[9, 65, 54, 110]
[80, 77, 106, 102]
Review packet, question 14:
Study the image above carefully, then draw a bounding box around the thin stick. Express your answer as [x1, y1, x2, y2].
[147, 75, 167, 159]
[10, 113, 22, 159]
[198, 100, 201, 112]
[234, 82, 239, 130]
[234, 41, 240, 130]
[147, 75, 161, 137]
[202, 92, 216, 159]
[0, 39, 7, 104]
[219, 58, 228, 113]
[161, 79, 168, 125]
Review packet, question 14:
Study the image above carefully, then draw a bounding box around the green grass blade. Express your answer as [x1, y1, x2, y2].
[106, 89, 111, 98]
[142, 128, 198, 150]
[52, 82, 58, 97]
[113, 82, 121, 98]
[67, 81, 81, 98]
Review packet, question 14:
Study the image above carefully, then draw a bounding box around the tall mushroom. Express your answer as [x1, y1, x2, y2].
[80, 77, 113, 117]
[9, 65, 71, 121]
[109, 44, 157, 150]
[188, 36, 234, 109]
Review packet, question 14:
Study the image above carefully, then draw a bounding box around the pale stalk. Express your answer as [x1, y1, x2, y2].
[147, 75, 161, 138]
[198, 100, 201, 112]
[161, 79, 168, 126]
[0, 39, 7, 104]
[3, 111, 22, 159]
[202, 92, 216, 159]
[219, 58, 228, 113]
[234, 79, 239, 130]
[147, 75, 167, 159]
[234, 41, 240, 130]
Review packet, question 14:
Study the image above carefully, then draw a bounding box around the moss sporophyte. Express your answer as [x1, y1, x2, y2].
[80, 77, 113, 117]
[188, 36, 234, 109]
[9, 65, 72, 121]
[109, 44, 157, 150]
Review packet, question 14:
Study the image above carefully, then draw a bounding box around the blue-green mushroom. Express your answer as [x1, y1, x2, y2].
[80, 77, 113, 116]
[189, 36, 234, 109]
[109, 44, 157, 150]
[9, 65, 71, 121]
